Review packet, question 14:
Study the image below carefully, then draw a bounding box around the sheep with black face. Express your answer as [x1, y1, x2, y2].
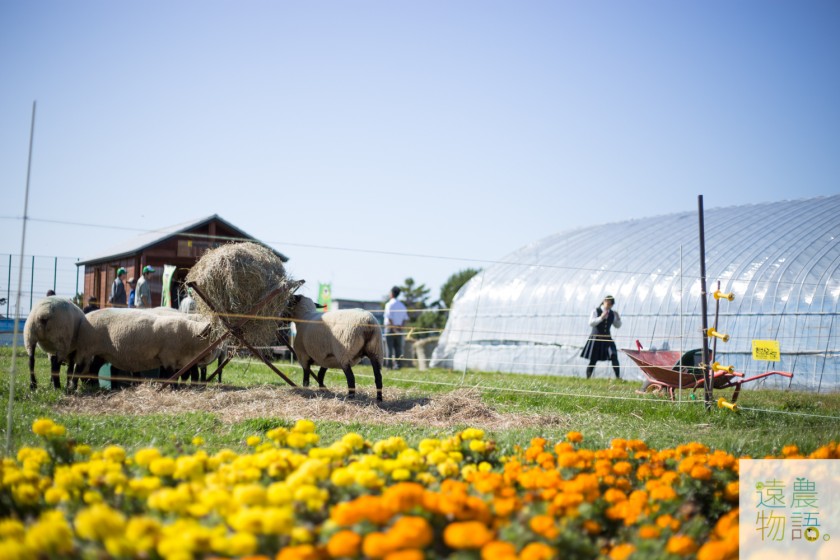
[287, 295, 384, 401]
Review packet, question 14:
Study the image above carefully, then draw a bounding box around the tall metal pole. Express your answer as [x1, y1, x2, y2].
[5, 255, 10, 317]
[29, 255, 34, 310]
[53, 257, 57, 293]
[697, 195, 713, 410]
[7, 101, 37, 455]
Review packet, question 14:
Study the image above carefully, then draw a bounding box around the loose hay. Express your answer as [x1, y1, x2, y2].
[185, 242, 294, 346]
[58, 385, 572, 430]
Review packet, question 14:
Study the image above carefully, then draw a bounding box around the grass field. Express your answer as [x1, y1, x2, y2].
[3, 347, 839, 457]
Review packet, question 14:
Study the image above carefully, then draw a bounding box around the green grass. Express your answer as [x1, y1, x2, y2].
[2, 347, 839, 457]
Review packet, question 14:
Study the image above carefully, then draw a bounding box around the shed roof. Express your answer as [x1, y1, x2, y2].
[76, 214, 288, 266]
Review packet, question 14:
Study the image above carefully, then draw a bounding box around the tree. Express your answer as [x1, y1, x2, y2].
[398, 277, 431, 321]
[440, 268, 481, 308]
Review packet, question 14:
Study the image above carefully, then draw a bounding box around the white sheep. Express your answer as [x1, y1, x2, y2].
[23, 296, 87, 390]
[73, 308, 215, 387]
[288, 295, 384, 401]
[145, 306, 227, 383]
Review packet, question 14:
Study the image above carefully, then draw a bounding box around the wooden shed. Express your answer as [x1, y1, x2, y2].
[76, 215, 288, 309]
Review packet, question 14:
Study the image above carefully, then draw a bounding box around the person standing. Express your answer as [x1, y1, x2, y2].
[383, 286, 409, 369]
[581, 295, 622, 379]
[109, 268, 128, 307]
[127, 278, 137, 308]
[135, 266, 155, 309]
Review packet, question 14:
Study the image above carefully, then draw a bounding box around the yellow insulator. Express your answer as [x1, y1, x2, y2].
[717, 397, 738, 411]
[707, 327, 730, 342]
[713, 290, 735, 301]
[712, 361, 735, 374]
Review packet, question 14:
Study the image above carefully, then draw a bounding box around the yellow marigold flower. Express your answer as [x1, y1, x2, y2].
[234, 484, 267, 506]
[32, 418, 56, 436]
[0, 540, 29, 560]
[666, 535, 698, 556]
[469, 440, 488, 453]
[341, 432, 366, 450]
[608, 543, 636, 560]
[74, 443, 92, 456]
[519, 542, 556, 560]
[392, 468, 412, 481]
[461, 428, 485, 440]
[192, 436, 205, 446]
[355, 470, 383, 489]
[287, 433, 311, 449]
[49, 424, 66, 437]
[103, 445, 126, 463]
[12, 483, 39, 506]
[246, 435, 262, 447]
[327, 530, 362, 557]
[134, 448, 162, 468]
[105, 536, 135, 557]
[0, 518, 25, 539]
[437, 460, 460, 478]
[443, 521, 494, 549]
[481, 541, 517, 560]
[293, 419, 317, 433]
[75, 503, 126, 541]
[24, 511, 74, 556]
[219, 532, 259, 556]
[149, 457, 176, 477]
[125, 516, 161, 553]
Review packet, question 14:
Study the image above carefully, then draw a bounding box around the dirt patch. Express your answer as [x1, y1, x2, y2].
[58, 385, 572, 430]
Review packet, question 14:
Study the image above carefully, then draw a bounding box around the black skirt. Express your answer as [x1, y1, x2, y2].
[580, 335, 617, 362]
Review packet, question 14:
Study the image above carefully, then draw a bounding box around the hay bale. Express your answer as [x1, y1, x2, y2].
[186, 242, 294, 346]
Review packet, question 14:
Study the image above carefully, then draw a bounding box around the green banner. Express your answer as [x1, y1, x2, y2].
[318, 283, 332, 312]
[161, 265, 177, 308]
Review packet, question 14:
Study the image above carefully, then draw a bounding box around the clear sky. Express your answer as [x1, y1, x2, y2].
[2, 0, 839, 304]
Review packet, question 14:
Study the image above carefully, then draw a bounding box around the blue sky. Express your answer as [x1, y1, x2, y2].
[2, 0, 838, 303]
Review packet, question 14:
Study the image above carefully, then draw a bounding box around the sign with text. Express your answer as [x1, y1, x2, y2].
[752, 340, 781, 361]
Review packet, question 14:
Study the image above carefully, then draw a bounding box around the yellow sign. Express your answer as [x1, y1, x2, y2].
[752, 340, 780, 361]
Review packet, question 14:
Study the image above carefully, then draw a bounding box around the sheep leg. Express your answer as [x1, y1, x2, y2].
[369, 355, 383, 402]
[200, 366, 207, 383]
[316, 367, 328, 388]
[302, 362, 314, 387]
[50, 355, 62, 390]
[66, 352, 76, 390]
[29, 352, 37, 390]
[341, 365, 356, 399]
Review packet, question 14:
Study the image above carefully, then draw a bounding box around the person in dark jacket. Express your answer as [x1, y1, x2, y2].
[580, 295, 622, 379]
[109, 268, 127, 307]
[83, 296, 100, 314]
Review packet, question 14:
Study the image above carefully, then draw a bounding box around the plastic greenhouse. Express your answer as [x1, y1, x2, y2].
[431, 196, 840, 391]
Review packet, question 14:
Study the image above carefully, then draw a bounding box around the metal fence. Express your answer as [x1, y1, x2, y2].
[0, 253, 82, 323]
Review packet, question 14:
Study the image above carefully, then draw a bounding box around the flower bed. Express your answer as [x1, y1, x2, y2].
[1, 419, 837, 559]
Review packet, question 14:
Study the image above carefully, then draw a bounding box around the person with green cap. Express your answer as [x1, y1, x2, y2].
[580, 295, 622, 379]
[135, 265, 156, 309]
[109, 268, 128, 307]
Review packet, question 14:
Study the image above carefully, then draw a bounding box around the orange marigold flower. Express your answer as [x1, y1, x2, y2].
[529, 515, 558, 539]
[384, 550, 424, 560]
[724, 481, 739, 502]
[566, 431, 583, 443]
[389, 517, 433, 549]
[363, 532, 396, 558]
[656, 514, 680, 531]
[650, 485, 677, 501]
[690, 465, 713, 481]
[582, 520, 601, 535]
[608, 543, 636, 560]
[604, 488, 627, 504]
[519, 542, 555, 560]
[382, 483, 426, 513]
[276, 545, 323, 560]
[481, 541, 517, 560]
[326, 530, 362, 558]
[638, 525, 661, 539]
[666, 535, 698, 556]
[612, 461, 633, 476]
[443, 521, 494, 549]
[696, 541, 732, 560]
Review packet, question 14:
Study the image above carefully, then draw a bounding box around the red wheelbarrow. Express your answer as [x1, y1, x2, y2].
[621, 341, 793, 402]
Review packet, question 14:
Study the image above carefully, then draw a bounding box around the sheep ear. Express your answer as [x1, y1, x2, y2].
[315, 303, 326, 309]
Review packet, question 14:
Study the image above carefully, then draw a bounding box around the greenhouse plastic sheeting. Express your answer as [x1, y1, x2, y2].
[431, 196, 840, 391]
